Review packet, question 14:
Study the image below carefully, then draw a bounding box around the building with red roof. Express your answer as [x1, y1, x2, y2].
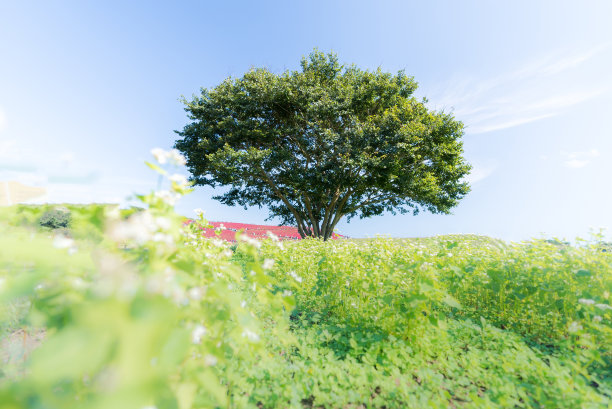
[190, 221, 344, 242]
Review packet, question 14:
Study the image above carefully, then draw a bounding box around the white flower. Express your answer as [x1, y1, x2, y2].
[593, 315, 603, 322]
[240, 300, 247, 308]
[193, 208, 205, 217]
[241, 329, 260, 342]
[188, 287, 203, 300]
[169, 173, 188, 185]
[578, 298, 595, 305]
[266, 231, 279, 241]
[151, 148, 168, 164]
[155, 217, 172, 230]
[282, 290, 293, 297]
[568, 321, 582, 333]
[71, 278, 87, 290]
[154, 190, 179, 206]
[152, 233, 174, 245]
[169, 173, 189, 191]
[239, 235, 261, 249]
[262, 258, 275, 270]
[192, 325, 207, 344]
[288, 271, 303, 283]
[204, 354, 218, 366]
[106, 206, 121, 220]
[169, 149, 187, 166]
[595, 303, 612, 311]
[53, 235, 74, 249]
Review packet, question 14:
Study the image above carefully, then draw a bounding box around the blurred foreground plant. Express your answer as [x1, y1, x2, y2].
[0, 148, 292, 409]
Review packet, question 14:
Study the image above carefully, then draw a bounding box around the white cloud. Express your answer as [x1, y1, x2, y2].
[426, 44, 611, 134]
[562, 149, 600, 168]
[464, 163, 497, 184]
[565, 159, 589, 168]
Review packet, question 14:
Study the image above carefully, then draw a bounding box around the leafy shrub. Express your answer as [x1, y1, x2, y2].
[38, 208, 71, 229]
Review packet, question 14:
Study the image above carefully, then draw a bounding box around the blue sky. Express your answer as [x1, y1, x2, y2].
[1, 0, 611, 241]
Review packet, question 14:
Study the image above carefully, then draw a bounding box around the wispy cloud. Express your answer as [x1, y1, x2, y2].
[463, 162, 497, 184]
[562, 149, 600, 169]
[427, 44, 611, 134]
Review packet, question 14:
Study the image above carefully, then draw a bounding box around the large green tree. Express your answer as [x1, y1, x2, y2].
[175, 51, 471, 240]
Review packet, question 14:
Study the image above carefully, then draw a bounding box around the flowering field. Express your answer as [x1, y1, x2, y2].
[0, 151, 611, 408]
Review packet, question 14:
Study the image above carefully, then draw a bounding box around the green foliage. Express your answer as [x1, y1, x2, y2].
[0, 153, 610, 407]
[244, 236, 611, 407]
[0, 153, 292, 409]
[175, 50, 471, 239]
[251, 238, 461, 338]
[38, 208, 71, 230]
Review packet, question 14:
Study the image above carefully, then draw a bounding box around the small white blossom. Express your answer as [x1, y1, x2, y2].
[154, 190, 179, 206]
[204, 354, 218, 366]
[151, 147, 168, 164]
[593, 315, 603, 322]
[169, 149, 187, 166]
[53, 235, 74, 249]
[568, 321, 582, 333]
[169, 173, 188, 187]
[188, 287, 203, 300]
[578, 298, 596, 305]
[282, 290, 293, 297]
[106, 206, 121, 220]
[152, 233, 174, 245]
[192, 325, 207, 344]
[289, 271, 303, 283]
[154, 217, 172, 230]
[240, 300, 247, 308]
[242, 329, 260, 342]
[151, 148, 186, 166]
[266, 231, 279, 241]
[193, 208, 205, 217]
[71, 278, 87, 290]
[595, 303, 612, 311]
[262, 258, 275, 270]
[239, 235, 262, 249]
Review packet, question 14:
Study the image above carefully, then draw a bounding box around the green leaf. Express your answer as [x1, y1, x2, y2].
[442, 295, 462, 309]
[575, 269, 591, 278]
[145, 161, 167, 175]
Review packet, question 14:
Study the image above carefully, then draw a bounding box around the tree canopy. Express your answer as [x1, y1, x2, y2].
[175, 50, 471, 240]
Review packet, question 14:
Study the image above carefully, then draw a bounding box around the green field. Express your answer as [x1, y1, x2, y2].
[0, 203, 611, 408]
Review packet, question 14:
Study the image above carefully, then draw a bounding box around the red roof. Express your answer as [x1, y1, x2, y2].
[186, 220, 343, 242]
